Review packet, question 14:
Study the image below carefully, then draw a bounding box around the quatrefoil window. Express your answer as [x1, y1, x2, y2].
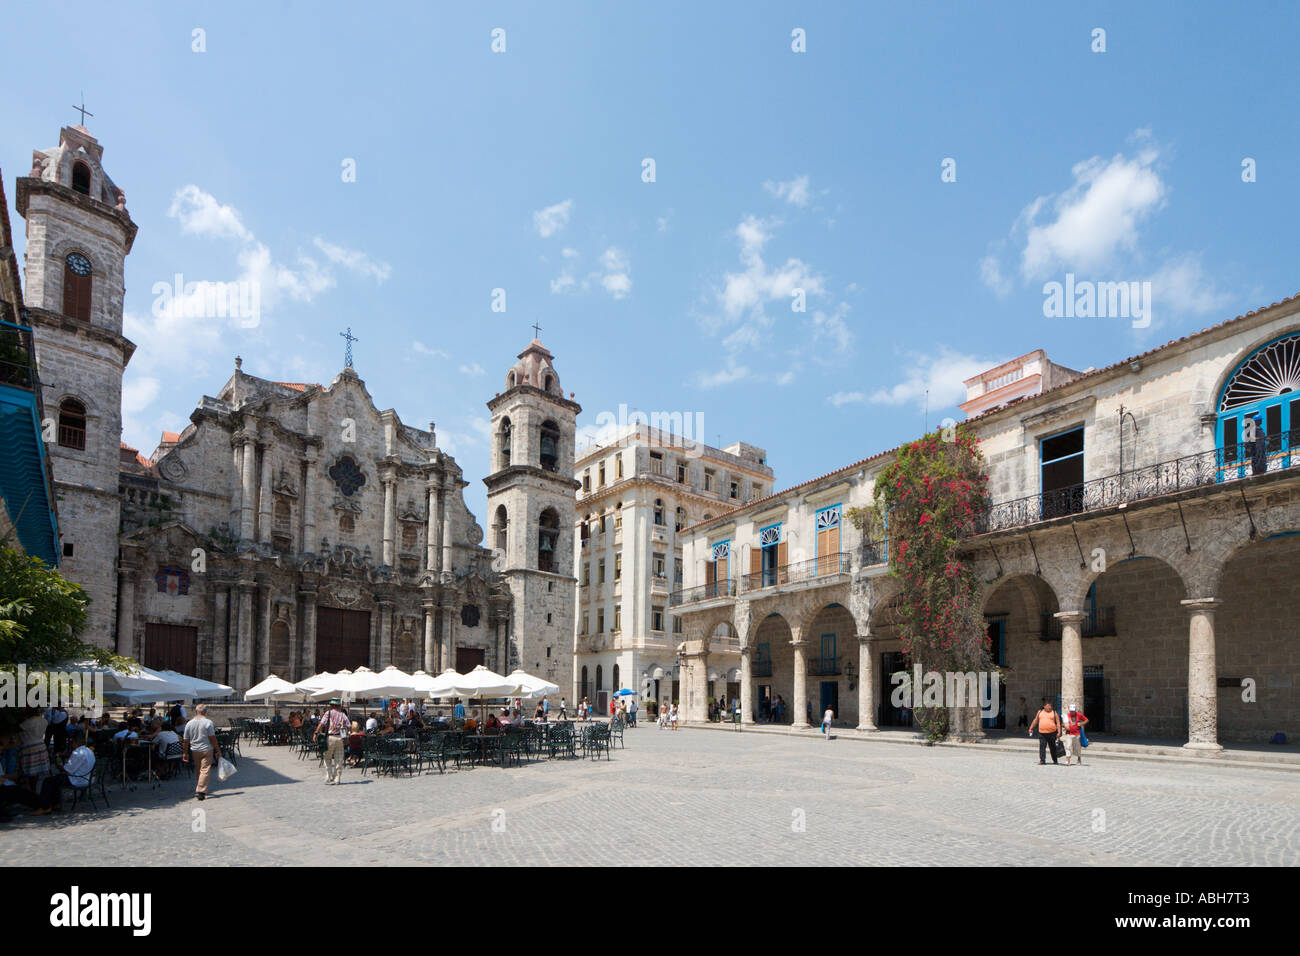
[328, 455, 367, 497]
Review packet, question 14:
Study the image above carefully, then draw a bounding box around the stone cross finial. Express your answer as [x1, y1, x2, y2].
[72, 94, 93, 126]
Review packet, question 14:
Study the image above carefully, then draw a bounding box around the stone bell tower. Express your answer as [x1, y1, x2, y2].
[484, 337, 580, 693]
[17, 122, 138, 649]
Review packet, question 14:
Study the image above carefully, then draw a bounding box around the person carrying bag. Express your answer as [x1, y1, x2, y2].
[1028, 699, 1061, 765]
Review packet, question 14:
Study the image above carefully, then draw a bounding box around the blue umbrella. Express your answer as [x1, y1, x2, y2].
[614, 688, 637, 696]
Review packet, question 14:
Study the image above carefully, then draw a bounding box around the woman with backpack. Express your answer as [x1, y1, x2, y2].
[1027, 698, 1061, 765]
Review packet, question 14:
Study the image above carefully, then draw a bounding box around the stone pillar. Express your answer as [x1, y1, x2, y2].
[739, 645, 754, 725]
[790, 632, 810, 729]
[495, 616, 507, 673]
[212, 586, 229, 686]
[1181, 598, 1223, 752]
[856, 634, 878, 731]
[422, 601, 437, 673]
[378, 599, 393, 667]
[235, 580, 256, 691]
[425, 484, 439, 571]
[230, 440, 244, 533]
[301, 458, 317, 553]
[300, 589, 318, 679]
[115, 570, 138, 658]
[258, 444, 273, 545]
[239, 438, 257, 542]
[1055, 610, 1086, 714]
[382, 476, 396, 566]
[440, 478, 455, 576]
[682, 640, 709, 723]
[441, 605, 456, 672]
[258, 583, 274, 678]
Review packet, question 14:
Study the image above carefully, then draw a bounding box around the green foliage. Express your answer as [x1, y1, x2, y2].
[871, 428, 991, 739]
[0, 546, 120, 671]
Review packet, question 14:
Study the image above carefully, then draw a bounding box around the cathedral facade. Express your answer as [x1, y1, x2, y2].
[18, 124, 577, 695]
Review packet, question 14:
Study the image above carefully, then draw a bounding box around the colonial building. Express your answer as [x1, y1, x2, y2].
[12, 122, 577, 695]
[674, 296, 1300, 748]
[572, 426, 773, 714]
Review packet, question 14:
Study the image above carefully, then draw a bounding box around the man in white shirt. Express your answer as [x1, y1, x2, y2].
[365, 714, 379, 733]
[181, 703, 221, 800]
[32, 729, 94, 813]
[398, 700, 409, 720]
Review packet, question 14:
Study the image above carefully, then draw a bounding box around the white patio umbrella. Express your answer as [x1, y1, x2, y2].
[153, 669, 235, 700]
[408, 670, 439, 695]
[63, 660, 189, 696]
[506, 669, 560, 699]
[309, 666, 419, 702]
[244, 674, 298, 702]
[424, 668, 463, 699]
[446, 666, 526, 762]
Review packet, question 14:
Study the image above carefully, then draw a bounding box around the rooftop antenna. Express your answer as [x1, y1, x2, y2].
[924, 389, 929, 434]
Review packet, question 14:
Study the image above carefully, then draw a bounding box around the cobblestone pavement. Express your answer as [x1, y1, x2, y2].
[3, 727, 1297, 866]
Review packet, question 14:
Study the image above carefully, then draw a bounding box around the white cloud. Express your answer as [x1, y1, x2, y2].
[412, 341, 448, 359]
[656, 213, 671, 233]
[550, 273, 577, 294]
[1147, 253, 1233, 323]
[598, 246, 632, 299]
[460, 363, 485, 376]
[718, 215, 825, 322]
[312, 238, 392, 283]
[868, 347, 1003, 410]
[809, 304, 853, 352]
[828, 391, 867, 407]
[695, 362, 752, 389]
[561, 247, 580, 259]
[168, 184, 251, 241]
[533, 199, 574, 238]
[763, 174, 812, 207]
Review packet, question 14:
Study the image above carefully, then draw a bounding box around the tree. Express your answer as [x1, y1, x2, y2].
[0, 545, 118, 671]
[850, 428, 991, 741]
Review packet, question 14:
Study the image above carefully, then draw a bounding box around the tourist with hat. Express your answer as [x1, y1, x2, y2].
[315, 698, 351, 785]
[1062, 703, 1089, 766]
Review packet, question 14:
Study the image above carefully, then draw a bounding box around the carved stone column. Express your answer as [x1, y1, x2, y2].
[790, 630, 810, 729]
[422, 600, 437, 674]
[115, 569, 138, 659]
[1055, 610, 1086, 715]
[299, 585, 318, 680]
[682, 639, 709, 723]
[440, 476, 455, 577]
[441, 604, 456, 674]
[258, 442, 274, 545]
[382, 474, 397, 566]
[425, 483, 439, 571]
[258, 581, 274, 678]
[234, 579, 256, 691]
[1182, 598, 1223, 752]
[230, 439, 244, 534]
[377, 597, 393, 667]
[856, 633, 878, 731]
[239, 436, 257, 542]
[212, 585, 229, 685]
[301, 456, 317, 554]
[739, 644, 754, 725]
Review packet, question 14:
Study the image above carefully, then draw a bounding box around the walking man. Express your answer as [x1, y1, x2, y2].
[1027, 698, 1061, 765]
[821, 705, 834, 740]
[1062, 704, 1089, 766]
[559, 697, 568, 720]
[542, 696, 550, 720]
[315, 698, 350, 785]
[181, 703, 221, 800]
[628, 695, 637, 727]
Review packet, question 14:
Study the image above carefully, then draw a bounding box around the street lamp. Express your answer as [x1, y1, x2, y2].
[844, 658, 855, 691]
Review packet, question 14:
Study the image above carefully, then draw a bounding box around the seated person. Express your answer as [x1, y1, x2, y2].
[152, 723, 182, 775]
[112, 720, 139, 747]
[288, 711, 304, 729]
[378, 717, 396, 736]
[365, 714, 379, 733]
[534, 703, 546, 720]
[31, 729, 95, 814]
[498, 709, 514, 727]
[484, 713, 501, 734]
[462, 717, 478, 733]
[271, 709, 283, 724]
[345, 723, 365, 764]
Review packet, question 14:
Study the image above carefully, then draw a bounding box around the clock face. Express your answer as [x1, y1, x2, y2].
[66, 253, 92, 276]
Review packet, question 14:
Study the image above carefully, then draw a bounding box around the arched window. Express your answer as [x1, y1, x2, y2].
[338, 513, 355, 535]
[540, 420, 560, 472]
[580, 666, 589, 700]
[508, 372, 517, 388]
[543, 373, 553, 392]
[493, 504, 508, 552]
[596, 665, 604, 691]
[499, 417, 512, 467]
[675, 506, 686, 532]
[273, 498, 291, 535]
[1217, 331, 1300, 476]
[57, 399, 86, 450]
[653, 498, 665, 526]
[537, 507, 559, 572]
[613, 664, 620, 691]
[71, 162, 91, 195]
[580, 516, 590, 546]
[62, 253, 92, 322]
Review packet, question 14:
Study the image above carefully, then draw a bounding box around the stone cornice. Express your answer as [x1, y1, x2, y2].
[486, 383, 582, 415]
[15, 177, 139, 252]
[25, 306, 136, 365]
[483, 464, 580, 493]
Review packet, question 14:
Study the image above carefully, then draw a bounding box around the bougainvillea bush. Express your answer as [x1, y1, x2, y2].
[850, 427, 991, 740]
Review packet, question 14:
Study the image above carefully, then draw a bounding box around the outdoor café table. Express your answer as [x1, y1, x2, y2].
[121, 740, 156, 787]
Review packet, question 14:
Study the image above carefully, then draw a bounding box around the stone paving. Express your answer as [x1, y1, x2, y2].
[2, 726, 1297, 866]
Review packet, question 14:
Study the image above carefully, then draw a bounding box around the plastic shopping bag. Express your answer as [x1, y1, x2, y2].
[216, 756, 237, 782]
[1080, 728, 1089, 748]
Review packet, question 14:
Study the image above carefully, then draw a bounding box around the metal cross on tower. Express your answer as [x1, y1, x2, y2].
[72, 94, 93, 126]
[531, 322, 542, 339]
[340, 327, 359, 368]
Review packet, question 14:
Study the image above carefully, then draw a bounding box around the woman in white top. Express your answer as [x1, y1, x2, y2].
[669, 704, 679, 730]
[821, 708, 835, 739]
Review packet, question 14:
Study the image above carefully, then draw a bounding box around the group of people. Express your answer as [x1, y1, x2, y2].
[1026, 698, 1090, 765]
[0, 701, 224, 815]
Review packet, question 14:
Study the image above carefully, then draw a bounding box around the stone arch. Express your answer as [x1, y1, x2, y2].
[1072, 553, 1188, 613]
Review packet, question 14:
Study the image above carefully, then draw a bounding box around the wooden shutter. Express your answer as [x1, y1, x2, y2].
[63, 270, 91, 322]
[705, 560, 716, 587]
[777, 541, 788, 583]
[750, 548, 762, 578]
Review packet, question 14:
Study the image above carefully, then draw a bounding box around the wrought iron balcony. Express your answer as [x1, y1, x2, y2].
[669, 579, 737, 606]
[975, 433, 1300, 535]
[738, 552, 851, 593]
[1040, 606, 1117, 641]
[0, 317, 37, 392]
[859, 538, 889, 567]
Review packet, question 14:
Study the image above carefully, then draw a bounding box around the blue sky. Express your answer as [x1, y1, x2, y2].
[3, 1, 1298, 522]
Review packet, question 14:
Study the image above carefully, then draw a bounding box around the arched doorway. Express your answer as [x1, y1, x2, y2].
[752, 613, 793, 723]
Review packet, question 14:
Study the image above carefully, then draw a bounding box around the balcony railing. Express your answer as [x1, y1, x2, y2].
[1040, 606, 1117, 641]
[0, 318, 37, 392]
[976, 433, 1300, 535]
[738, 552, 851, 593]
[859, 538, 889, 567]
[751, 660, 773, 678]
[807, 657, 841, 676]
[668, 579, 737, 606]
